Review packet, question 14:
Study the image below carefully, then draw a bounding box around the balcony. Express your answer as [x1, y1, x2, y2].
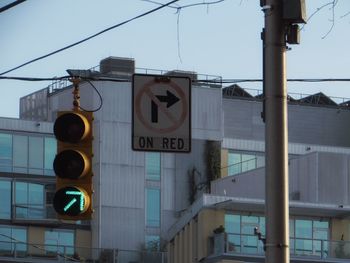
[210, 232, 350, 263]
[0, 240, 167, 263]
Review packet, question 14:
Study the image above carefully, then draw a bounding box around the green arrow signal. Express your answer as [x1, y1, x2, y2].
[64, 198, 77, 212]
[65, 191, 85, 211]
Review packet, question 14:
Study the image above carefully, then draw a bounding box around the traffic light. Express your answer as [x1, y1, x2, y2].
[52, 110, 93, 220]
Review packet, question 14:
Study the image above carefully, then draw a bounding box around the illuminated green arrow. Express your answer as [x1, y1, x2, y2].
[64, 191, 85, 212]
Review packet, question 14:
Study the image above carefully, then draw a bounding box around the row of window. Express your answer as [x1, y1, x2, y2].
[0, 152, 162, 249]
[0, 179, 54, 220]
[225, 213, 329, 256]
[0, 225, 74, 255]
[0, 132, 162, 250]
[0, 133, 56, 176]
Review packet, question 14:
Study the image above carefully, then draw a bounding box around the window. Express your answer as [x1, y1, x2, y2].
[145, 235, 160, 251]
[227, 151, 264, 176]
[0, 225, 27, 254]
[225, 213, 329, 256]
[0, 180, 11, 219]
[146, 188, 160, 227]
[290, 218, 329, 257]
[225, 214, 265, 254]
[225, 214, 241, 252]
[44, 138, 56, 176]
[13, 135, 28, 174]
[14, 182, 44, 219]
[294, 219, 312, 255]
[146, 153, 160, 180]
[45, 230, 74, 256]
[28, 137, 44, 174]
[0, 132, 56, 176]
[0, 133, 12, 172]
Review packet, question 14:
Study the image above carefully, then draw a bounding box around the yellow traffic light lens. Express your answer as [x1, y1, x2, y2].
[54, 112, 90, 143]
[53, 149, 90, 179]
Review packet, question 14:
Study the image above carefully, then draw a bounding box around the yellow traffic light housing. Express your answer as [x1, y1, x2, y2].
[53, 110, 93, 220]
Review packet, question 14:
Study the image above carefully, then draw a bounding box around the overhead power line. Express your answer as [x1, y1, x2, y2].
[0, 0, 26, 13]
[1, 75, 350, 83]
[0, 0, 179, 76]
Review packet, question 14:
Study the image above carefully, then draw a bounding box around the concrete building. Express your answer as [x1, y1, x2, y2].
[0, 57, 350, 262]
[167, 86, 350, 263]
[1, 57, 222, 262]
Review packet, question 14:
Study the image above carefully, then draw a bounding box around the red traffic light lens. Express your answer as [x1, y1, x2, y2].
[54, 112, 90, 143]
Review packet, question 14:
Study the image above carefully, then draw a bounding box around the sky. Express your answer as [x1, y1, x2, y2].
[0, 0, 349, 118]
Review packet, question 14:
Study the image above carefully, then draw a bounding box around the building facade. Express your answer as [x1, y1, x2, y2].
[0, 57, 350, 262]
[167, 86, 350, 263]
[1, 57, 222, 262]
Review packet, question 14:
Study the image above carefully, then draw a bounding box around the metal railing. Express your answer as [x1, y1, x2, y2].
[0, 240, 167, 263]
[213, 233, 350, 260]
[47, 65, 222, 95]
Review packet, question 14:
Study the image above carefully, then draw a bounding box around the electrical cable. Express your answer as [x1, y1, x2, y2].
[78, 80, 103, 113]
[0, 76, 70, 81]
[0, 0, 26, 13]
[0, 0, 179, 76]
[1, 75, 350, 83]
[0, 233, 80, 262]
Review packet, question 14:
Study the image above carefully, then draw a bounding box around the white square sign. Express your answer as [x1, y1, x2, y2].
[132, 74, 191, 152]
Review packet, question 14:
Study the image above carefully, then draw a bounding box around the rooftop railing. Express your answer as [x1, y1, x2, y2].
[46, 66, 222, 95]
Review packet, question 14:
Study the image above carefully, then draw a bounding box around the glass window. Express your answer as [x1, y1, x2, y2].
[0, 226, 27, 254]
[227, 234, 240, 253]
[146, 153, 160, 180]
[228, 153, 241, 176]
[45, 230, 74, 256]
[241, 154, 256, 173]
[14, 182, 44, 219]
[146, 188, 160, 227]
[225, 214, 330, 257]
[295, 239, 312, 255]
[0, 180, 11, 219]
[242, 216, 259, 235]
[0, 132, 55, 176]
[295, 220, 312, 239]
[259, 217, 265, 236]
[242, 235, 258, 254]
[12, 228, 27, 252]
[29, 137, 44, 175]
[227, 151, 265, 176]
[225, 214, 240, 234]
[15, 182, 27, 219]
[290, 219, 295, 237]
[13, 135, 28, 173]
[0, 227, 11, 253]
[145, 235, 160, 251]
[0, 133, 12, 172]
[44, 137, 56, 176]
[295, 219, 313, 255]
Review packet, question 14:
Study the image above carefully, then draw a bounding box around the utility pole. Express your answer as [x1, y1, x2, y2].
[263, 0, 289, 262]
[261, 0, 306, 262]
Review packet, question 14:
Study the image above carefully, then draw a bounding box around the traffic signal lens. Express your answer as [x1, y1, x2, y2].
[53, 149, 90, 179]
[53, 112, 90, 143]
[53, 186, 90, 216]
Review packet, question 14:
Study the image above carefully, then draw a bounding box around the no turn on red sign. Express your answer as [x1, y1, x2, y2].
[132, 74, 191, 153]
